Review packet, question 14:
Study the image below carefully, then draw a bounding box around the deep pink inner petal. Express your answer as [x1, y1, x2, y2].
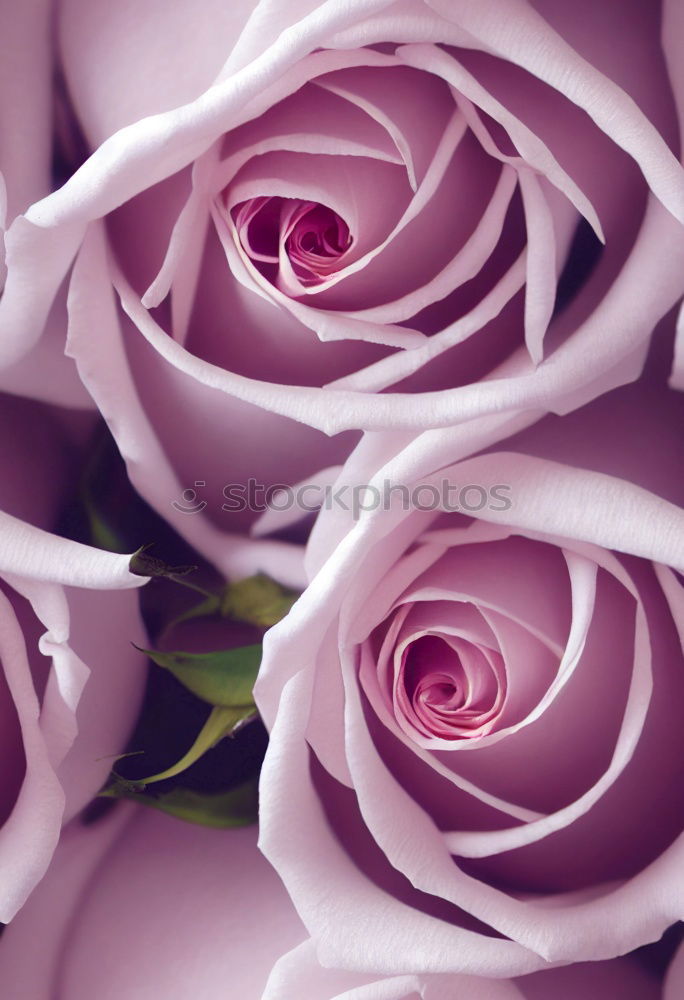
[283, 201, 352, 283]
[397, 632, 503, 741]
[232, 196, 353, 289]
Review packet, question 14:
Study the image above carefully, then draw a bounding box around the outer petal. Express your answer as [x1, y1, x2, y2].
[265, 939, 659, 1000]
[0, 809, 305, 999]
[0, 513, 145, 590]
[0, 0, 52, 222]
[66, 222, 309, 587]
[427, 0, 684, 219]
[52, 586, 148, 824]
[0, 554, 146, 918]
[0, 586, 65, 921]
[59, 0, 258, 144]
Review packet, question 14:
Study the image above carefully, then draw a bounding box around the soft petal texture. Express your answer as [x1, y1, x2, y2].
[0, 808, 306, 999]
[256, 366, 684, 976]
[0, 0, 52, 224]
[0, 0, 680, 983]
[0, 0, 680, 574]
[0, 578, 147, 921]
[65, 222, 311, 586]
[265, 938, 660, 999]
[59, 0, 258, 144]
[0, 395, 147, 919]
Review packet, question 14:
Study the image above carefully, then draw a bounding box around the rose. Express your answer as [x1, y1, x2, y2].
[0, 391, 147, 920]
[254, 355, 684, 977]
[1, 0, 683, 576]
[0, 803, 661, 1000]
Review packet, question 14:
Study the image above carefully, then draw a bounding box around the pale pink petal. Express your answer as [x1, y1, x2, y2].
[441, 552, 651, 857]
[0, 287, 94, 409]
[252, 465, 344, 538]
[0, 511, 143, 590]
[0, 803, 132, 993]
[426, 0, 684, 221]
[215, 207, 426, 349]
[669, 302, 684, 391]
[396, 43, 603, 239]
[59, 0, 257, 144]
[66, 223, 308, 587]
[518, 170, 559, 365]
[52, 587, 147, 823]
[0, 808, 305, 999]
[0, 38, 397, 369]
[259, 671, 545, 977]
[0, 588, 64, 921]
[303, 411, 539, 577]
[0, 0, 52, 222]
[314, 62, 455, 190]
[425, 452, 684, 571]
[326, 164, 518, 330]
[265, 939, 527, 999]
[360, 637, 545, 823]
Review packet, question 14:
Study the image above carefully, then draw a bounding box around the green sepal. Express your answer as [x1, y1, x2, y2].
[131, 705, 255, 786]
[221, 573, 298, 627]
[136, 643, 262, 708]
[129, 545, 197, 581]
[101, 778, 258, 828]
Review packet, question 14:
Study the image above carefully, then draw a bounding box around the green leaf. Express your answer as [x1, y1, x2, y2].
[131, 705, 254, 786]
[85, 504, 125, 553]
[221, 573, 298, 627]
[78, 432, 128, 554]
[102, 778, 258, 828]
[137, 643, 262, 707]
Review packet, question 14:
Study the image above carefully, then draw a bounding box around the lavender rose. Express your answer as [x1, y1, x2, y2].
[255, 363, 684, 977]
[0, 0, 682, 574]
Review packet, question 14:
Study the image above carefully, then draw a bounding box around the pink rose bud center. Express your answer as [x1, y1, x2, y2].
[232, 196, 352, 289]
[395, 630, 505, 741]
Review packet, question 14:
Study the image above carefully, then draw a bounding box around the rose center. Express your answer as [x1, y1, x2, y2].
[397, 633, 503, 741]
[231, 196, 352, 289]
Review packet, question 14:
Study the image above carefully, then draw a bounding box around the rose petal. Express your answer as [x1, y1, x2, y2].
[66, 223, 308, 587]
[0, 0, 52, 221]
[0, 587, 64, 921]
[426, 0, 684, 221]
[0, 807, 305, 998]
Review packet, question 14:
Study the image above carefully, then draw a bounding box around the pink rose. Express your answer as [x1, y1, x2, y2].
[1, 0, 683, 574]
[0, 800, 661, 999]
[0, 392, 147, 920]
[255, 358, 684, 977]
